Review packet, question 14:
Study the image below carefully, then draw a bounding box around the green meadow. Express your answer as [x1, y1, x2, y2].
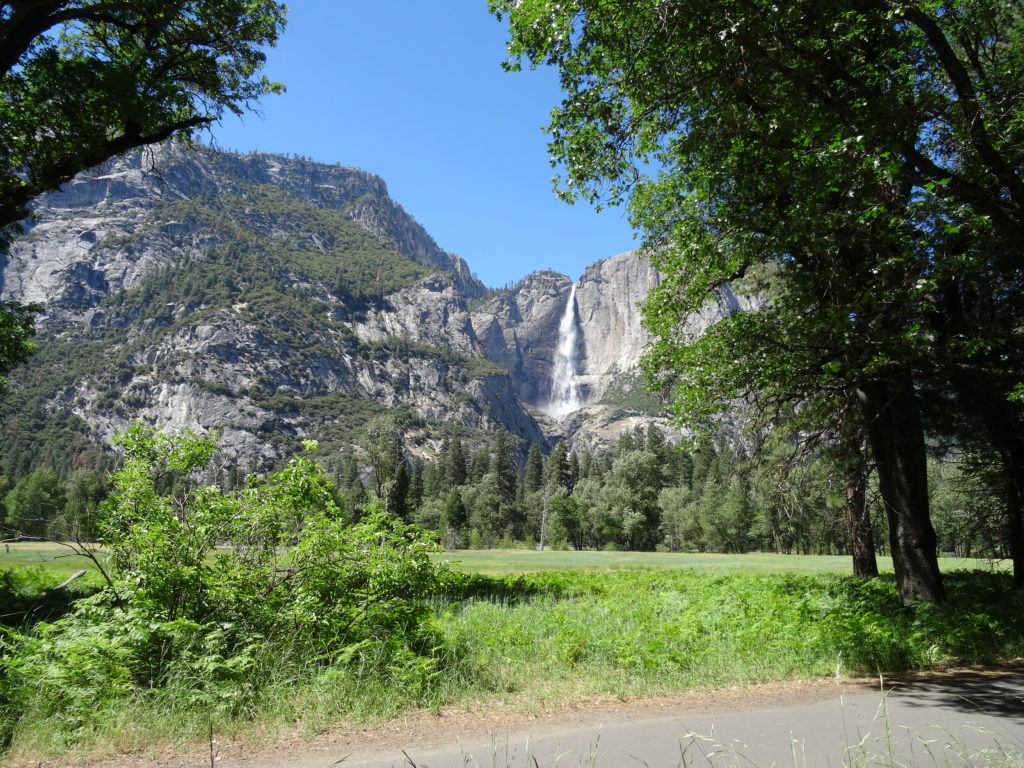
[1, 543, 1003, 578]
[0, 543, 107, 574]
[432, 548, 1004, 575]
[2, 546, 1021, 760]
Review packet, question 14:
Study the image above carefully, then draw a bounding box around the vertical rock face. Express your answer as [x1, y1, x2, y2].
[2, 143, 484, 318]
[465, 252, 673, 450]
[1, 144, 739, 469]
[470, 271, 573, 408]
[574, 250, 661, 402]
[470, 252, 662, 409]
[352, 274, 483, 356]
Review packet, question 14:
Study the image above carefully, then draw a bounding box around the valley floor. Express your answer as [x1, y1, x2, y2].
[4, 552, 1021, 766]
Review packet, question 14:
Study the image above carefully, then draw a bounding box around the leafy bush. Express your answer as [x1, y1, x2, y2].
[1, 426, 446, 751]
[0, 568, 101, 629]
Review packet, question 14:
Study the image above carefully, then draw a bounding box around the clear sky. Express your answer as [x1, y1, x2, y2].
[210, 2, 638, 289]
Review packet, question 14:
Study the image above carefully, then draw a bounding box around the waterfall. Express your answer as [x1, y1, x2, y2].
[547, 283, 582, 419]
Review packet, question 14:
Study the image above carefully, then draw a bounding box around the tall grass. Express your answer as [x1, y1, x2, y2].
[4, 630, 478, 758]
[433, 570, 1024, 707]
[3, 567, 1022, 761]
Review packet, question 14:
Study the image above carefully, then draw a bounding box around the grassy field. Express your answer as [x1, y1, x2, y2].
[432, 548, 1004, 575]
[434, 568, 1024, 702]
[0, 543, 1006, 579]
[0, 542, 108, 579]
[2, 544, 1022, 762]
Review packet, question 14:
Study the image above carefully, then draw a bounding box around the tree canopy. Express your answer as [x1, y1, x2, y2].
[0, 0, 286, 394]
[0, 0, 286, 240]
[0, 299, 38, 396]
[491, 0, 1024, 602]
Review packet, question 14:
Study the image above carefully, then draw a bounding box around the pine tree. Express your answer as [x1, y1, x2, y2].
[340, 454, 361, 490]
[547, 441, 569, 492]
[567, 452, 581, 494]
[422, 460, 443, 500]
[388, 434, 410, 521]
[468, 448, 490, 484]
[446, 434, 468, 488]
[578, 450, 593, 479]
[524, 442, 544, 493]
[442, 488, 468, 548]
[408, 458, 425, 512]
[491, 429, 518, 506]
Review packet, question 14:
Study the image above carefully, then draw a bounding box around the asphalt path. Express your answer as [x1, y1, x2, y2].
[233, 671, 1024, 768]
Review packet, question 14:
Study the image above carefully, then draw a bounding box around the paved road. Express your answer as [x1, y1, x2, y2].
[251, 671, 1024, 768]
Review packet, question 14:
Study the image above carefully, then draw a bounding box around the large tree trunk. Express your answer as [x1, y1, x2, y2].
[846, 465, 879, 579]
[978, 401, 1024, 588]
[858, 371, 945, 604]
[1007, 473, 1024, 589]
[835, 394, 879, 579]
[949, 377, 1024, 588]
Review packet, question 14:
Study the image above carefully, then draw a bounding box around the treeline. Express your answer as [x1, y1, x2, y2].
[325, 419, 1008, 560]
[1, 468, 107, 541]
[3, 416, 1008, 562]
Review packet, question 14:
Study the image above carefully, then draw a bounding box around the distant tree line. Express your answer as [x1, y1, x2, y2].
[3, 416, 1011, 566]
[319, 420, 1012, 560]
[2, 468, 106, 541]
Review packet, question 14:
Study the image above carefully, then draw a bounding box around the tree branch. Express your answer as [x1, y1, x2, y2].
[1, 114, 213, 228]
[0, 2, 140, 78]
[898, 3, 1024, 213]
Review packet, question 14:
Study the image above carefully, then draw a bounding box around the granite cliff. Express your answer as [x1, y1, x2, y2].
[468, 251, 718, 452]
[0, 145, 725, 472]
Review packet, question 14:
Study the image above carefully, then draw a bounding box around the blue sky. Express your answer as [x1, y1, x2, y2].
[210, 2, 638, 289]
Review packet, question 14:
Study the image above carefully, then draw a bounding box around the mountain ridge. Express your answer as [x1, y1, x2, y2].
[0, 145, 697, 476]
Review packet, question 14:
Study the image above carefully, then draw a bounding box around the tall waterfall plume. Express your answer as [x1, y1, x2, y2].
[546, 283, 582, 419]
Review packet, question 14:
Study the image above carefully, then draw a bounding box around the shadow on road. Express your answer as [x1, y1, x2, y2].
[886, 669, 1024, 724]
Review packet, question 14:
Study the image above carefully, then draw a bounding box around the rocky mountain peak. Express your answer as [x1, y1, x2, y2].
[575, 250, 661, 403]
[471, 271, 574, 408]
[5, 143, 483, 320]
[0, 146, 739, 474]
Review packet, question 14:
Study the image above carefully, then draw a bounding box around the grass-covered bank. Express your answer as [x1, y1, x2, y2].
[434, 570, 1024, 707]
[2, 564, 1023, 762]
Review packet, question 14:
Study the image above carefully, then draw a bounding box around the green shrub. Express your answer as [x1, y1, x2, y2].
[1, 426, 447, 752]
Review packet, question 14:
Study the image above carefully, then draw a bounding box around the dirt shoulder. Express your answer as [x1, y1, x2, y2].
[21, 666, 1021, 768]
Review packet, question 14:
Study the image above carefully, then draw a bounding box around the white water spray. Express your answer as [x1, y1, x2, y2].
[547, 283, 582, 419]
